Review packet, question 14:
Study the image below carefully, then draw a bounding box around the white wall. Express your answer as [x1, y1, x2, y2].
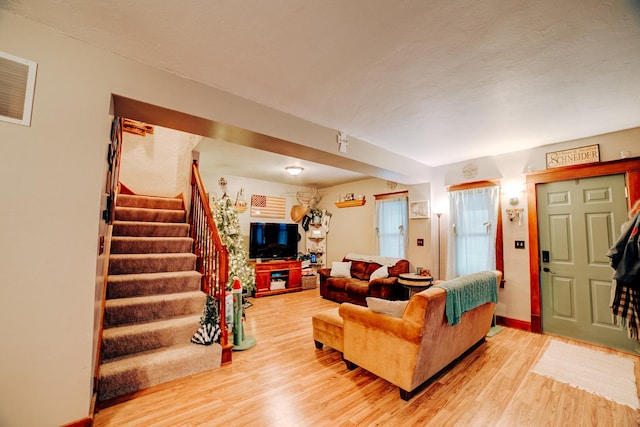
[430, 127, 640, 322]
[318, 179, 434, 273]
[319, 179, 403, 262]
[0, 13, 111, 427]
[2, 9, 640, 425]
[197, 171, 434, 276]
[197, 167, 309, 251]
[0, 11, 410, 426]
[407, 183, 432, 274]
[120, 126, 203, 197]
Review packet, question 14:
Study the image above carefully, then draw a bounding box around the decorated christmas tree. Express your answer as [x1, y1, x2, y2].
[213, 182, 256, 292]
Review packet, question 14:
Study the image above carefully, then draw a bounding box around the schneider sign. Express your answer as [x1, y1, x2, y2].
[546, 144, 600, 169]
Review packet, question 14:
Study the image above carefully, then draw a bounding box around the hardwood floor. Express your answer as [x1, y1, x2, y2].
[94, 288, 640, 426]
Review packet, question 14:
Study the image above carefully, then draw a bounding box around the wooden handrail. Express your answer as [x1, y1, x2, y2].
[189, 161, 232, 364]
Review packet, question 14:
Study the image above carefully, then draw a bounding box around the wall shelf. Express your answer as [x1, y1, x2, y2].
[334, 199, 366, 208]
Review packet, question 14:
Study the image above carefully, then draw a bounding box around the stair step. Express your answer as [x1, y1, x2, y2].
[114, 206, 186, 223]
[116, 194, 183, 210]
[107, 271, 202, 299]
[111, 236, 193, 254]
[98, 342, 221, 402]
[101, 191, 220, 402]
[104, 291, 206, 327]
[109, 253, 196, 274]
[101, 315, 202, 359]
[113, 221, 190, 237]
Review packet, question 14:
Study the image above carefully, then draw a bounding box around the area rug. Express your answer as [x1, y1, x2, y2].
[531, 339, 639, 409]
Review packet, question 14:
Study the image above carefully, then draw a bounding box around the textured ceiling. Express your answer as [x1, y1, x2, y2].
[4, 0, 640, 184]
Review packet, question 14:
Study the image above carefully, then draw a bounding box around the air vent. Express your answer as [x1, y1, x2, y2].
[0, 51, 37, 126]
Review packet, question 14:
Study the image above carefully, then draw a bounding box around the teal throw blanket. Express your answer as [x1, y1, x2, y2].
[435, 271, 498, 326]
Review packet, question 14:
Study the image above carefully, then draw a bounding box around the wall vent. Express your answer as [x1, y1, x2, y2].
[0, 51, 37, 126]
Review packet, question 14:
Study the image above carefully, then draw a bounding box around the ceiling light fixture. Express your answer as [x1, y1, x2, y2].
[285, 166, 304, 176]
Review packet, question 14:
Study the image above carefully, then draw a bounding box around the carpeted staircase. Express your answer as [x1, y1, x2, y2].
[98, 193, 221, 402]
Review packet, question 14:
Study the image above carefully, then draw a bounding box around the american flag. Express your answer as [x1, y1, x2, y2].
[251, 194, 286, 219]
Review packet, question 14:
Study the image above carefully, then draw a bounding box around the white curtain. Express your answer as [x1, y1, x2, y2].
[446, 186, 499, 278]
[374, 195, 408, 258]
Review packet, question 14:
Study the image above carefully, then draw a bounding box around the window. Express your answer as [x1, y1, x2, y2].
[374, 192, 408, 258]
[446, 183, 500, 278]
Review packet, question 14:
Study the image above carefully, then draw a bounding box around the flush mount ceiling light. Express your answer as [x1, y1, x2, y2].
[285, 166, 304, 176]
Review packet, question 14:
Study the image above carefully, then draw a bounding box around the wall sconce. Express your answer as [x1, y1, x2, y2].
[506, 208, 524, 225]
[503, 180, 524, 207]
[285, 166, 304, 176]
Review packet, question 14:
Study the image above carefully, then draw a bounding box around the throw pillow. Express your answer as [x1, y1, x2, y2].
[330, 261, 352, 278]
[366, 297, 408, 318]
[369, 265, 389, 282]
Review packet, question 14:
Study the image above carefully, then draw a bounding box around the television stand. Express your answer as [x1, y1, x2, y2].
[253, 259, 302, 298]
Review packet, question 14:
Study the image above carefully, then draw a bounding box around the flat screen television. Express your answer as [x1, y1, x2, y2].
[249, 222, 300, 260]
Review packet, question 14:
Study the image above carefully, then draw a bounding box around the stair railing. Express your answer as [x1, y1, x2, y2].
[189, 161, 232, 363]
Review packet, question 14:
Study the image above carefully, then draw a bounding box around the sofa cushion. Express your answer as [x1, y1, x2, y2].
[346, 280, 370, 297]
[369, 265, 388, 282]
[326, 277, 348, 291]
[312, 307, 344, 353]
[388, 260, 409, 277]
[330, 261, 352, 278]
[366, 297, 409, 318]
[349, 260, 370, 280]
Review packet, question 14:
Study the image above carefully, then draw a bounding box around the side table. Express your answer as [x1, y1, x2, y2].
[398, 273, 434, 299]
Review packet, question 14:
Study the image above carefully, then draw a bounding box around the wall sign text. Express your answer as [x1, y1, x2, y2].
[546, 144, 600, 169]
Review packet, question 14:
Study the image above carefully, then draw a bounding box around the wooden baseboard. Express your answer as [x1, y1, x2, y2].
[62, 416, 92, 427]
[118, 182, 135, 195]
[496, 315, 531, 332]
[62, 391, 96, 426]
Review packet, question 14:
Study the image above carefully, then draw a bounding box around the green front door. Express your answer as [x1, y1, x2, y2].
[537, 174, 636, 352]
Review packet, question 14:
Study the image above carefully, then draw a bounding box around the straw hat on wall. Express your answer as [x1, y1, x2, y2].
[290, 205, 309, 223]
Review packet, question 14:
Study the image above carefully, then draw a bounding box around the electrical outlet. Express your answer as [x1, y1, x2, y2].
[417, 238, 424, 246]
[515, 240, 525, 249]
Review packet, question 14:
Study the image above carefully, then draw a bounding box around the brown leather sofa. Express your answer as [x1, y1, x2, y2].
[318, 256, 410, 306]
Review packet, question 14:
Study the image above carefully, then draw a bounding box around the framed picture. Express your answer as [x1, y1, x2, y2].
[344, 193, 355, 201]
[409, 200, 430, 219]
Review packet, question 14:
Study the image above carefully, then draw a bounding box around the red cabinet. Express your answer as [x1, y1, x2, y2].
[253, 260, 302, 298]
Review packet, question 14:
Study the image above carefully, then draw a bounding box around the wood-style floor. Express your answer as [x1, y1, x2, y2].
[94, 287, 640, 426]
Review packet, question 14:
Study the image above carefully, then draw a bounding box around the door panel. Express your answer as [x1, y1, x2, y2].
[550, 275, 574, 319]
[586, 213, 614, 265]
[538, 174, 634, 352]
[591, 279, 619, 329]
[549, 215, 572, 262]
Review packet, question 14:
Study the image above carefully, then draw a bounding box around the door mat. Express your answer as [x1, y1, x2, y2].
[531, 339, 639, 409]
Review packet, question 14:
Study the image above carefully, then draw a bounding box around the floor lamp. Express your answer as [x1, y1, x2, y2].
[436, 213, 442, 280]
